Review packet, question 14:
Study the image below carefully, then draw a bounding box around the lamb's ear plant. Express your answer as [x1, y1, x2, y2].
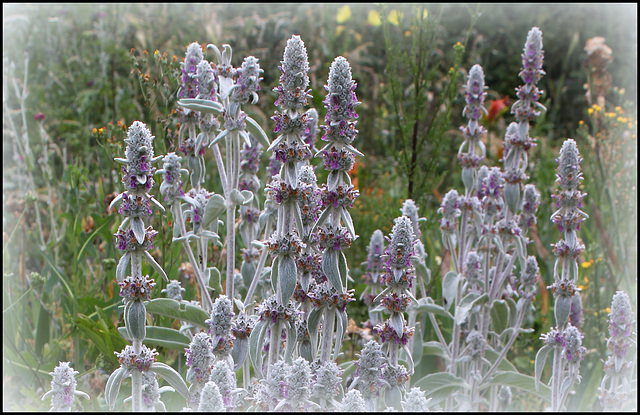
[175, 41, 269, 309]
[598, 290, 637, 411]
[42, 362, 90, 411]
[105, 121, 188, 411]
[536, 139, 589, 411]
[417, 26, 545, 412]
[311, 55, 361, 363]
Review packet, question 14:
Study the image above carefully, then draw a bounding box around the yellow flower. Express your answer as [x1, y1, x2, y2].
[335, 25, 345, 36]
[337, 5, 351, 23]
[423, 8, 429, 19]
[588, 108, 594, 116]
[593, 104, 602, 112]
[579, 120, 584, 125]
[619, 88, 626, 95]
[581, 261, 592, 269]
[92, 127, 98, 135]
[367, 9, 381, 26]
[388, 9, 401, 26]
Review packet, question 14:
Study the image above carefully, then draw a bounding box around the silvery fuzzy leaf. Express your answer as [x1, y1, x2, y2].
[278, 255, 297, 305]
[412, 258, 431, 286]
[554, 295, 572, 327]
[411, 322, 423, 366]
[504, 183, 520, 214]
[402, 344, 415, 374]
[389, 312, 405, 338]
[284, 321, 297, 363]
[284, 161, 297, 186]
[333, 310, 347, 361]
[454, 293, 488, 326]
[105, 367, 127, 410]
[231, 337, 249, 370]
[229, 189, 253, 206]
[338, 250, 350, 286]
[177, 98, 224, 114]
[327, 171, 341, 192]
[144, 250, 168, 282]
[299, 340, 313, 363]
[125, 300, 147, 341]
[116, 252, 130, 283]
[109, 192, 124, 212]
[534, 345, 552, 392]
[384, 385, 403, 411]
[490, 300, 510, 335]
[151, 362, 189, 400]
[201, 194, 226, 229]
[442, 271, 460, 311]
[341, 207, 356, 239]
[241, 260, 256, 290]
[270, 256, 280, 294]
[322, 249, 343, 293]
[210, 129, 229, 147]
[245, 116, 270, 148]
[307, 307, 322, 346]
[249, 319, 268, 379]
[310, 207, 331, 236]
[239, 130, 252, 148]
[293, 203, 304, 240]
[131, 217, 145, 245]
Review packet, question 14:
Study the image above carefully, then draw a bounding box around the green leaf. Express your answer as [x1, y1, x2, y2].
[34, 303, 50, 356]
[76, 214, 115, 263]
[144, 298, 209, 328]
[151, 362, 189, 400]
[481, 371, 551, 402]
[413, 372, 469, 404]
[118, 326, 190, 351]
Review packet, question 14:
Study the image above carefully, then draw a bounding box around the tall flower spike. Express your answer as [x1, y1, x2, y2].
[274, 35, 311, 113]
[179, 42, 205, 99]
[42, 362, 90, 411]
[599, 291, 636, 410]
[512, 27, 546, 140]
[458, 64, 488, 186]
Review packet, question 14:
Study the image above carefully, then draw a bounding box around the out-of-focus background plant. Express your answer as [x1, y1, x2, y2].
[3, 3, 636, 411]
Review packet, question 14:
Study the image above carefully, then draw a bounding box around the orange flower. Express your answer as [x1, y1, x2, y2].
[487, 96, 510, 123]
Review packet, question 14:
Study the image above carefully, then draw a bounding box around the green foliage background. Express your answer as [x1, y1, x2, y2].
[3, 3, 636, 411]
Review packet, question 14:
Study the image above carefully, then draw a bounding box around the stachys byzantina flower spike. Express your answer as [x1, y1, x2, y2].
[42, 362, 90, 411]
